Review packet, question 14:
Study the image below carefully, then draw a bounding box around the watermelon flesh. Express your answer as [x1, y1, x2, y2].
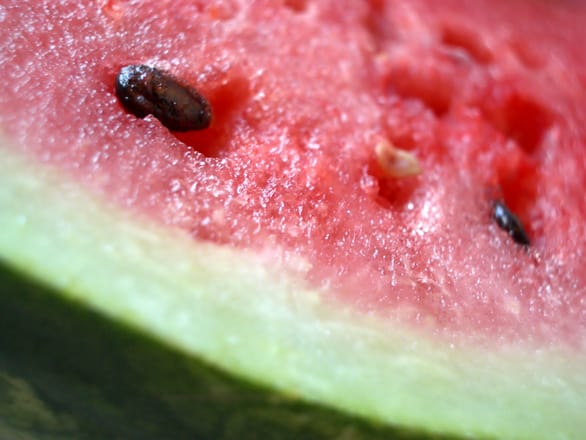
[1, 0, 586, 438]
[3, 0, 585, 344]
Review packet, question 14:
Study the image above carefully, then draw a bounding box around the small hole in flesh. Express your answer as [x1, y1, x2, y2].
[115, 65, 250, 157]
[440, 25, 493, 64]
[481, 88, 553, 155]
[283, 0, 307, 12]
[367, 139, 421, 209]
[173, 74, 251, 157]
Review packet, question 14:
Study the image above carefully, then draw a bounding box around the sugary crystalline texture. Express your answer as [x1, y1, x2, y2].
[1, 0, 586, 347]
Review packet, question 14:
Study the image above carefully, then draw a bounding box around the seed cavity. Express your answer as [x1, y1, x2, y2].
[115, 64, 212, 132]
[374, 139, 422, 179]
[492, 200, 530, 246]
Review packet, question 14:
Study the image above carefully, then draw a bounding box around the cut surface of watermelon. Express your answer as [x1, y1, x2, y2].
[1, 0, 586, 438]
[3, 0, 586, 345]
[3, 0, 586, 344]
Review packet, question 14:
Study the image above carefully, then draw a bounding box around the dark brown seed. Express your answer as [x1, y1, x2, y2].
[115, 64, 212, 132]
[492, 200, 530, 246]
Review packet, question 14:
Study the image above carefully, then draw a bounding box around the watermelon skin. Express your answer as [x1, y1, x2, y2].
[0, 265, 410, 440]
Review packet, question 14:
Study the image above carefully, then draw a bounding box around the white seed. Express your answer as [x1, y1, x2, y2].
[374, 139, 422, 178]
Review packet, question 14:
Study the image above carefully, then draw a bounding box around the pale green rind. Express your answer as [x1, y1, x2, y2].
[0, 140, 585, 439]
[0, 261, 405, 439]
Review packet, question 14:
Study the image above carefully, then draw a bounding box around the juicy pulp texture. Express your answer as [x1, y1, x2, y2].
[2, 0, 586, 347]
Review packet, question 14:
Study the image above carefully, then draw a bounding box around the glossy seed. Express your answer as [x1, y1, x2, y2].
[492, 200, 530, 246]
[115, 64, 212, 132]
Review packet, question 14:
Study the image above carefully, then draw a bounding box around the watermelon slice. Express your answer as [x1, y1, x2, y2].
[1, 0, 586, 438]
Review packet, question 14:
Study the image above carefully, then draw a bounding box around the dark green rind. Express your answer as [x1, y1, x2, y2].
[0, 262, 453, 440]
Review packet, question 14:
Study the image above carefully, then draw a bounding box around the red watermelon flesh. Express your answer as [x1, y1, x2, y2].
[1, 0, 586, 348]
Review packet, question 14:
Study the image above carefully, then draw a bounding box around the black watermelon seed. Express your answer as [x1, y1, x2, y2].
[492, 200, 530, 246]
[115, 64, 212, 132]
